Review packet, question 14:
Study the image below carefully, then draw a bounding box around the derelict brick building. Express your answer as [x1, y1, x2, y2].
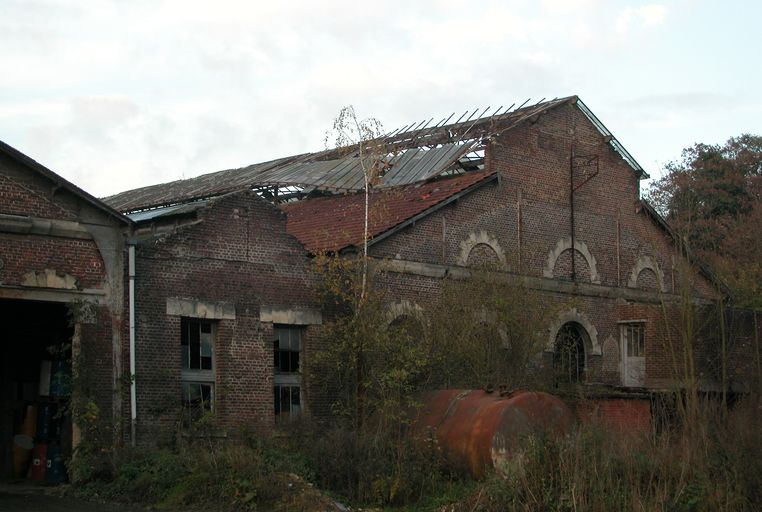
[2, 96, 758, 464]
[0, 140, 130, 476]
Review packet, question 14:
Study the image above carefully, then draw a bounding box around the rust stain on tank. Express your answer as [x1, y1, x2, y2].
[414, 389, 573, 479]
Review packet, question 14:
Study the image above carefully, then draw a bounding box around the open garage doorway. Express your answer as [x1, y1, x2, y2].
[0, 299, 73, 482]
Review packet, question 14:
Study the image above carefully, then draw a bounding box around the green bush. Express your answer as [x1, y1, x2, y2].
[73, 434, 313, 511]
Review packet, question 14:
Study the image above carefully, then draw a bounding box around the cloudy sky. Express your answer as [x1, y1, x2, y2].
[1, 0, 760, 197]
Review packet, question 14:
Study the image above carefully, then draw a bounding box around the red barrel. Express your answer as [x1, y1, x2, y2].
[29, 443, 48, 481]
[414, 390, 573, 479]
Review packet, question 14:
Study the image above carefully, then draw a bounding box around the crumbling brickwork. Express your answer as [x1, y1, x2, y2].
[0, 146, 126, 476]
[370, 102, 717, 392]
[128, 190, 320, 443]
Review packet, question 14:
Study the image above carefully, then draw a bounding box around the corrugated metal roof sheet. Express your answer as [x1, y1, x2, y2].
[105, 142, 477, 212]
[280, 170, 497, 253]
[104, 97, 577, 213]
[126, 199, 208, 222]
[104, 156, 296, 213]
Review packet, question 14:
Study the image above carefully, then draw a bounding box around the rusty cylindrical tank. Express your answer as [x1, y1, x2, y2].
[413, 390, 573, 479]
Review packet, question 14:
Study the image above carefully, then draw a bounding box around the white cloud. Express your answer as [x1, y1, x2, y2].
[1, 0, 760, 199]
[616, 4, 669, 35]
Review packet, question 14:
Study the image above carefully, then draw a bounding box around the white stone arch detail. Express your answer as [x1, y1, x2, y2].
[457, 230, 507, 269]
[627, 255, 667, 292]
[546, 307, 601, 356]
[543, 237, 600, 284]
[386, 300, 425, 326]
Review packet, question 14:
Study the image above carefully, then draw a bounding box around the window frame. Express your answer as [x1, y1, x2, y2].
[180, 318, 216, 423]
[273, 325, 305, 421]
[618, 321, 646, 359]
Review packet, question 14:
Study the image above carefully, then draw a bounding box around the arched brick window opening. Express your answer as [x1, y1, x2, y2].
[389, 313, 424, 340]
[457, 230, 507, 270]
[543, 237, 600, 284]
[552, 249, 592, 282]
[466, 243, 501, 268]
[553, 322, 587, 383]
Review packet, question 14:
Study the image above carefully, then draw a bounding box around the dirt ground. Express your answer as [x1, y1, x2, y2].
[0, 482, 144, 512]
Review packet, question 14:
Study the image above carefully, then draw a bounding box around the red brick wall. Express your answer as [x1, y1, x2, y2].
[0, 153, 122, 448]
[369, 102, 717, 390]
[0, 172, 77, 220]
[0, 234, 105, 290]
[129, 190, 319, 442]
[574, 398, 652, 433]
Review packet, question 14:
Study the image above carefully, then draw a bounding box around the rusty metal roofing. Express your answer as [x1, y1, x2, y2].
[104, 156, 297, 213]
[103, 97, 576, 213]
[280, 170, 497, 253]
[103, 96, 648, 214]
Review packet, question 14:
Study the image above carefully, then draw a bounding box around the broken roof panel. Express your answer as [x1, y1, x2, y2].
[104, 96, 647, 214]
[126, 199, 208, 223]
[104, 97, 576, 213]
[104, 156, 297, 212]
[280, 170, 497, 253]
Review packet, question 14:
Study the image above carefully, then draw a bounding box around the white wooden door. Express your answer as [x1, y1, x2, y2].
[621, 323, 645, 387]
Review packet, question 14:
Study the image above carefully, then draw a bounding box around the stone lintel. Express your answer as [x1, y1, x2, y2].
[166, 297, 236, 320]
[259, 306, 322, 325]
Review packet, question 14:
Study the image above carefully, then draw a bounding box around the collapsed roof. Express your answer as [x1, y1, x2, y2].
[104, 96, 648, 214]
[281, 170, 497, 253]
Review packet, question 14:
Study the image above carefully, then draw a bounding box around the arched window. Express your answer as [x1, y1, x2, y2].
[553, 322, 586, 383]
[388, 314, 424, 340]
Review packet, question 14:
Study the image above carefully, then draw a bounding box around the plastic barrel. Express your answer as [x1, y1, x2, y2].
[50, 360, 71, 397]
[36, 403, 53, 441]
[29, 443, 48, 481]
[19, 405, 37, 437]
[39, 360, 52, 396]
[12, 434, 33, 478]
[46, 444, 66, 484]
[49, 410, 62, 442]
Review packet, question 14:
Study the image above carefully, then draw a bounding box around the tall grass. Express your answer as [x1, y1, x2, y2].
[463, 398, 762, 512]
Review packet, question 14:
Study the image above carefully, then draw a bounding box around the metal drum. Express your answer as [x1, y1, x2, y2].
[414, 389, 573, 478]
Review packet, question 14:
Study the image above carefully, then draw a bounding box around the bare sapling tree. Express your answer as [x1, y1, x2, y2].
[324, 106, 385, 303]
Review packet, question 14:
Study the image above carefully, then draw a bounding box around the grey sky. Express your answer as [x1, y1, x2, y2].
[1, 0, 760, 197]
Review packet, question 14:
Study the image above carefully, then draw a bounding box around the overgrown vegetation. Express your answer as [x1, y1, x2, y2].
[647, 134, 762, 308]
[66, 133, 762, 511]
[72, 435, 318, 511]
[460, 398, 762, 512]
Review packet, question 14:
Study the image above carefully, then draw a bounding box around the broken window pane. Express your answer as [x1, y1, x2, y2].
[180, 319, 215, 426]
[274, 325, 303, 374]
[182, 381, 214, 425]
[181, 318, 214, 371]
[274, 384, 301, 421]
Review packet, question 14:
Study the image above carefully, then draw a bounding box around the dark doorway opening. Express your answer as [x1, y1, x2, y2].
[553, 322, 586, 383]
[0, 299, 73, 481]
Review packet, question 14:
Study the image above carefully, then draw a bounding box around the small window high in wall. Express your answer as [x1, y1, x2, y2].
[553, 322, 586, 383]
[274, 325, 304, 421]
[181, 318, 215, 424]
